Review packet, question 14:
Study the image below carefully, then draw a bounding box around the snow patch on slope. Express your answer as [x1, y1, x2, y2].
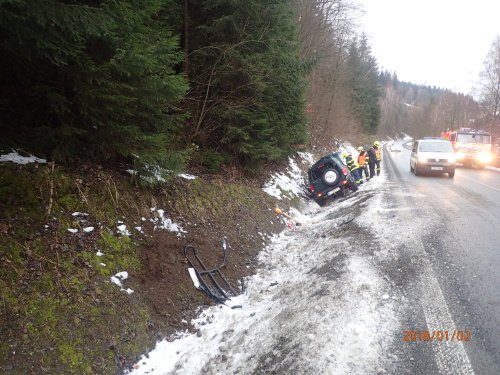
[150, 208, 186, 236]
[0, 150, 47, 164]
[262, 153, 314, 200]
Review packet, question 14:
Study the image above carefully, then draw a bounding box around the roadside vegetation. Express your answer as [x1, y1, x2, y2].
[0, 160, 286, 373]
[1, 1, 499, 374]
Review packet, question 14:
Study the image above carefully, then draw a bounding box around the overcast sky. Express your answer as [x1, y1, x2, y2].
[355, 0, 500, 97]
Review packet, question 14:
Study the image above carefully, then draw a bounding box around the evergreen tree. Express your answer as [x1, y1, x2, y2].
[346, 35, 381, 134]
[0, 0, 188, 174]
[185, 0, 308, 169]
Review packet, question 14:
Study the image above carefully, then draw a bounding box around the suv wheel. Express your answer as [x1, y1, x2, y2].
[322, 169, 341, 186]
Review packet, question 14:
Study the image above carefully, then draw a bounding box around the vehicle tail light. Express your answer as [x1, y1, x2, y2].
[341, 167, 349, 175]
[317, 192, 323, 198]
[309, 184, 315, 192]
[341, 180, 348, 185]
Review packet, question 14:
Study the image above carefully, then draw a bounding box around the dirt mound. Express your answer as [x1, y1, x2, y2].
[136, 179, 285, 342]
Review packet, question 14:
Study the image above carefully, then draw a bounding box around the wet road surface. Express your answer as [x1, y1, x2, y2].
[383, 141, 500, 375]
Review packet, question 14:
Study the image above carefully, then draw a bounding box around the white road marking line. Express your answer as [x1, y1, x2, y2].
[419, 256, 475, 375]
[458, 174, 500, 193]
[486, 166, 500, 172]
[385, 162, 475, 374]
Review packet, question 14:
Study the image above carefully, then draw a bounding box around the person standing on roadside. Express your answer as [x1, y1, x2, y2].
[367, 141, 381, 178]
[367, 141, 382, 176]
[357, 146, 370, 182]
[373, 141, 382, 176]
[342, 151, 363, 185]
[367, 144, 376, 178]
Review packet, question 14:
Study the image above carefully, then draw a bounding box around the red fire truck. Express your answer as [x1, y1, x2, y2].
[441, 128, 493, 168]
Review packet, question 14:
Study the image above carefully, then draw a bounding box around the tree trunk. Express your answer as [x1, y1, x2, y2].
[184, 0, 189, 78]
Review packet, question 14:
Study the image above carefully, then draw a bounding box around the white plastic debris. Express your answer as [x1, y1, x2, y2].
[188, 268, 201, 289]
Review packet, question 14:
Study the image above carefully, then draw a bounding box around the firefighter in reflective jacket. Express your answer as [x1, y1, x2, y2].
[342, 151, 362, 185]
[357, 146, 370, 181]
[367, 141, 382, 177]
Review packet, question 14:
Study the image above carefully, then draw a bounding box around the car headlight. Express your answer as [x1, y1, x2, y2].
[455, 152, 465, 160]
[418, 155, 427, 163]
[448, 156, 456, 163]
[477, 152, 492, 163]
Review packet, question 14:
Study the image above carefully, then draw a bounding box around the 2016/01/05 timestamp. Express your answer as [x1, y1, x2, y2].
[403, 330, 472, 342]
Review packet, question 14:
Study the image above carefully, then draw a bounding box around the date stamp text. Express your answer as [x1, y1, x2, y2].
[403, 330, 472, 342]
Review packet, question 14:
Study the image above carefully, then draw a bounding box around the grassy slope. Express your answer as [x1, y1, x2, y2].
[0, 162, 285, 374]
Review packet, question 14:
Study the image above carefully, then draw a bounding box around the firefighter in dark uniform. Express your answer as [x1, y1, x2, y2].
[367, 141, 382, 178]
[357, 146, 370, 182]
[342, 151, 362, 185]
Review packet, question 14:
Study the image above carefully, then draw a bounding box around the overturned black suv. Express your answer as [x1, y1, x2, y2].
[306, 153, 358, 206]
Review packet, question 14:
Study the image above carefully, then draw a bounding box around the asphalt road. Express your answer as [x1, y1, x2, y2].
[383, 141, 500, 375]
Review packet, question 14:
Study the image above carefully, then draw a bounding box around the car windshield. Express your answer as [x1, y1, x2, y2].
[456, 133, 491, 144]
[419, 142, 453, 152]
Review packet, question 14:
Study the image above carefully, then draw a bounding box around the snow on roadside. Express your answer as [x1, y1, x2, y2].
[402, 133, 412, 140]
[127, 148, 401, 375]
[338, 142, 359, 156]
[129, 177, 398, 375]
[129, 240, 397, 375]
[0, 150, 47, 164]
[262, 152, 313, 200]
[297, 151, 314, 165]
